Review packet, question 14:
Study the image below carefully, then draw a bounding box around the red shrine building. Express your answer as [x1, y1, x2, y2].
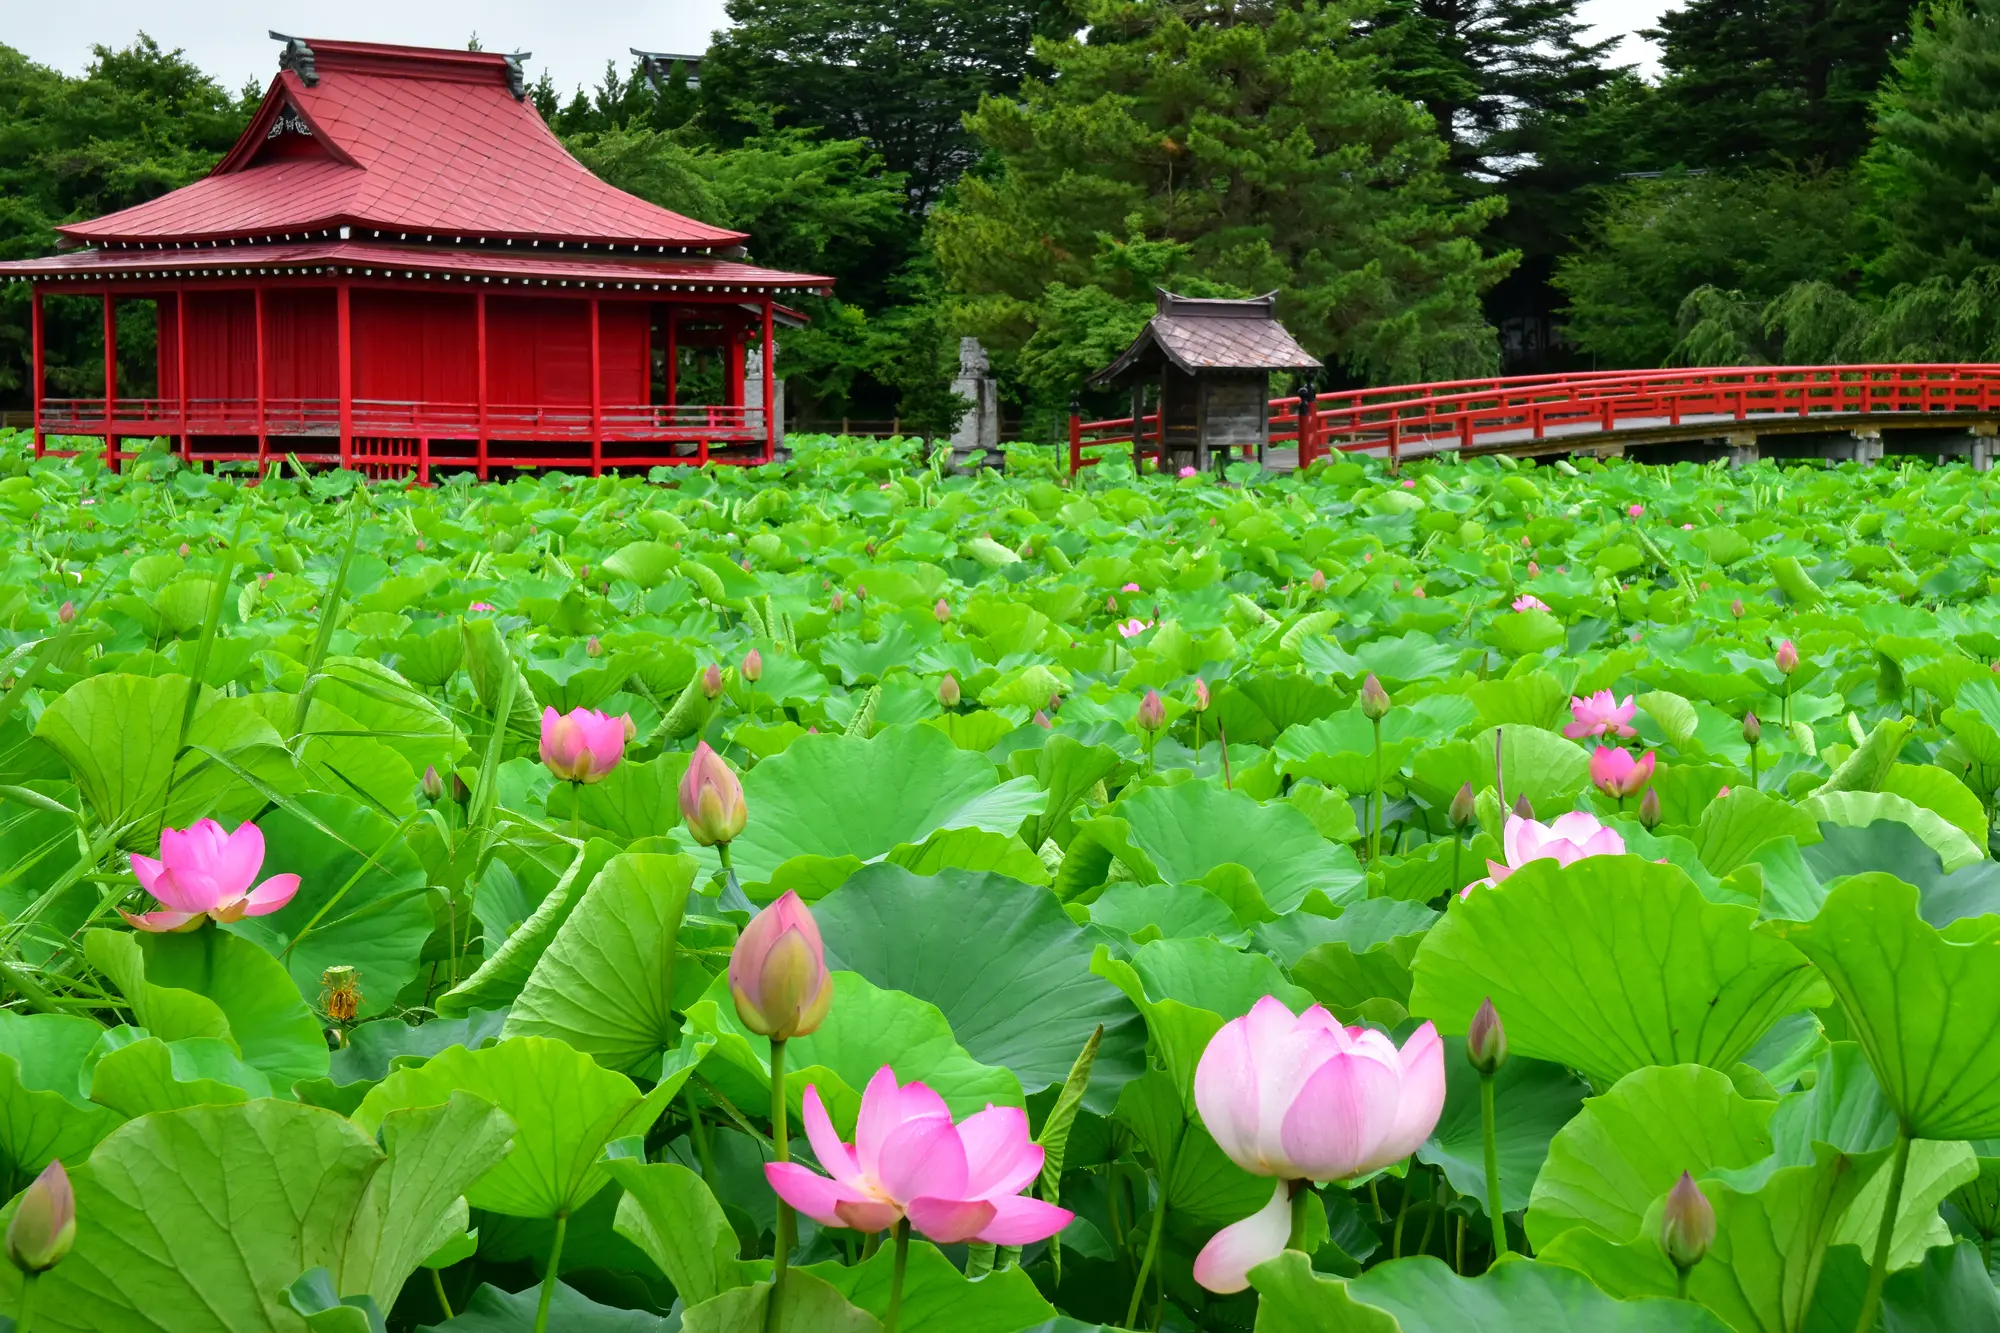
[0, 36, 832, 478]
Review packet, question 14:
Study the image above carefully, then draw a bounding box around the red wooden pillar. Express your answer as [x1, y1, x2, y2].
[664, 308, 678, 407]
[253, 286, 268, 474]
[761, 298, 776, 464]
[336, 282, 353, 469]
[28, 287, 43, 460]
[589, 294, 603, 476]
[101, 293, 117, 470]
[175, 286, 190, 465]
[475, 289, 489, 482]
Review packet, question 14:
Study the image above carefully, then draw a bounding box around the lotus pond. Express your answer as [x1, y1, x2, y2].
[3, 433, 2000, 1331]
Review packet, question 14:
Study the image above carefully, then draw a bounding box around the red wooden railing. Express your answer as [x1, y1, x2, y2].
[1071, 364, 2000, 473]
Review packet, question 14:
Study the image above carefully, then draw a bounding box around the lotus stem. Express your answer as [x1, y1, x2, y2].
[432, 1268, 454, 1321]
[885, 1219, 911, 1333]
[1417, 1169, 1442, 1258]
[1677, 1267, 1690, 1301]
[1481, 1072, 1508, 1263]
[16, 1273, 36, 1333]
[766, 1037, 792, 1333]
[1125, 1165, 1170, 1330]
[532, 1211, 568, 1333]
[1854, 1124, 1912, 1333]
[1369, 716, 1383, 862]
[717, 840, 735, 890]
[570, 780, 581, 844]
[1392, 1172, 1412, 1258]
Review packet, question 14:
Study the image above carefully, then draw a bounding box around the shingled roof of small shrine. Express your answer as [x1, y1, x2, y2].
[1095, 291, 1322, 384]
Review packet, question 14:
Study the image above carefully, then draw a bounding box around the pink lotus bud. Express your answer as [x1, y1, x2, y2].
[1193, 677, 1211, 712]
[1466, 997, 1507, 1075]
[421, 765, 444, 803]
[6, 1160, 74, 1275]
[1742, 712, 1761, 745]
[934, 598, 950, 623]
[624, 715, 638, 742]
[1413, 586, 1426, 599]
[854, 584, 867, 602]
[1449, 783, 1476, 828]
[679, 741, 747, 847]
[1309, 568, 1327, 593]
[1359, 674, 1391, 720]
[1731, 599, 1745, 619]
[57, 601, 75, 624]
[177, 543, 189, 558]
[1627, 504, 1643, 518]
[539, 706, 628, 784]
[1590, 746, 1656, 800]
[831, 592, 844, 613]
[728, 890, 831, 1039]
[1107, 595, 1119, 614]
[742, 648, 763, 682]
[586, 636, 603, 658]
[1660, 1172, 1715, 1273]
[1520, 535, 1531, 548]
[1032, 710, 1052, 729]
[938, 673, 961, 708]
[1049, 693, 1062, 712]
[415, 537, 426, 552]
[1137, 690, 1165, 733]
[120, 819, 300, 933]
[1639, 786, 1662, 829]
[1776, 640, 1799, 674]
[1527, 561, 1540, 578]
[577, 563, 590, 580]
[701, 664, 725, 699]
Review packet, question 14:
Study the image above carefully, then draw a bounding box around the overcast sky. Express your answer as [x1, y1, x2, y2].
[7, 0, 1672, 98]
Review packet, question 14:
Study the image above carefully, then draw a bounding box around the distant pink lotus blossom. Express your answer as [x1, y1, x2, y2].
[1512, 594, 1552, 613]
[1627, 504, 1644, 518]
[1464, 812, 1626, 897]
[1564, 690, 1637, 739]
[1179, 466, 1198, 478]
[1121, 582, 1142, 592]
[1527, 561, 1540, 578]
[1681, 523, 1694, 530]
[1401, 479, 1417, 489]
[1412, 586, 1426, 598]
[122, 819, 299, 932]
[468, 601, 495, 613]
[1590, 745, 1656, 799]
[1117, 618, 1150, 638]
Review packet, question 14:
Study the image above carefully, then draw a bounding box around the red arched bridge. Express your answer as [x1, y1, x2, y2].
[1067, 364, 2000, 474]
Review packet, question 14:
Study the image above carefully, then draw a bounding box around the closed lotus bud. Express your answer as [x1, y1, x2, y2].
[1660, 1172, 1716, 1273]
[577, 563, 590, 581]
[729, 890, 833, 1040]
[57, 601, 74, 624]
[1033, 710, 1052, 729]
[1138, 689, 1165, 733]
[1527, 560, 1540, 578]
[415, 536, 427, 552]
[1309, 568, 1327, 593]
[678, 742, 748, 847]
[1466, 997, 1507, 1075]
[421, 765, 443, 803]
[586, 636, 603, 658]
[1731, 598, 1745, 619]
[938, 673, 961, 708]
[701, 664, 725, 699]
[1193, 677, 1211, 712]
[1512, 793, 1535, 821]
[177, 543, 189, 558]
[1449, 782, 1476, 829]
[624, 715, 638, 743]
[1359, 674, 1391, 721]
[451, 771, 471, 804]
[935, 598, 950, 624]
[1639, 786, 1662, 830]
[742, 648, 764, 683]
[6, 1159, 74, 1275]
[854, 584, 867, 602]
[1107, 595, 1119, 614]
[1742, 711, 1761, 746]
[1775, 640, 1799, 674]
[831, 592, 844, 613]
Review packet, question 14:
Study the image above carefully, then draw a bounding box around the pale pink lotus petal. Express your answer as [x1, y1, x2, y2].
[241, 874, 300, 916]
[1503, 816, 1549, 867]
[213, 821, 267, 898]
[973, 1193, 1074, 1246]
[128, 853, 168, 899]
[1547, 810, 1610, 843]
[853, 1065, 908, 1183]
[1580, 826, 1628, 857]
[873, 1116, 968, 1206]
[802, 1085, 864, 1189]
[1369, 1023, 1447, 1169]
[956, 1106, 1041, 1198]
[1193, 1181, 1291, 1294]
[833, 1198, 905, 1234]
[1278, 1049, 1402, 1180]
[892, 1079, 952, 1125]
[763, 1162, 882, 1230]
[118, 907, 201, 933]
[1194, 1008, 1266, 1171]
[904, 1196, 997, 1245]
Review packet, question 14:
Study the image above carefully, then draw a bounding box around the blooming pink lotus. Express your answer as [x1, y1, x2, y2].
[1512, 594, 1552, 613]
[1121, 582, 1142, 593]
[467, 601, 495, 613]
[765, 1068, 1073, 1245]
[122, 819, 300, 932]
[1463, 811, 1627, 897]
[1191, 997, 1444, 1292]
[1178, 466, 1198, 478]
[540, 706, 629, 784]
[1590, 746, 1655, 799]
[1117, 618, 1150, 638]
[1563, 689, 1638, 740]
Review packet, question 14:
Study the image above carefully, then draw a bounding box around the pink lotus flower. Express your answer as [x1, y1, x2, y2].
[1776, 640, 1799, 674]
[1628, 504, 1644, 518]
[1463, 811, 1627, 897]
[1512, 594, 1551, 613]
[1563, 689, 1637, 740]
[679, 741, 748, 846]
[765, 1068, 1073, 1245]
[1178, 466, 1198, 478]
[1590, 746, 1656, 799]
[540, 706, 628, 784]
[122, 819, 300, 932]
[1401, 479, 1417, 489]
[467, 601, 495, 613]
[1117, 618, 1149, 638]
[1526, 561, 1539, 578]
[1191, 997, 1444, 1292]
[730, 889, 831, 1039]
[1121, 582, 1142, 593]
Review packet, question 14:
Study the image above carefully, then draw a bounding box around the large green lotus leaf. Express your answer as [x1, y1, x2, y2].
[86, 1034, 272, 1117]
[730, 724, 1045, 888]
[603, 1157, 748, 1309]
[1419, 1042, 1588, 1218]
[680, 1270, 882, 1333]
[1525, 1065, 1777, 1251]
[1763, 873, 2000, 1139]
[1005, 732, 1125, 848]
[1800, 793, 1984, 873]
[802, 1237, 1055, 1333]
[1880, 1241, 2000, 1332]
[225, 791, 435, 1020]
[354, 1036, 671, 1218]
[1205, 671, 1346, 746]
[1409, 857, 1829, 1088]
[1695, 790, 1821, 878]
[546, 753, 693, 843]
[812, 865, 1145, 1112]
[881, 826, 1051, 886]
[1113, 780, 1362, 910]
[1879, 762, 1989, 853]
[1300, 631, 1465, 686]
[437, 837, 622, 1018]
[419, 1281, 679, 1331]
[1797, 821, 2000, 928]
[1247, 1249, 1731, 1333]
[0, 1011, 123, 1193]
[1538, 1142, 1891, 1333]
[686, 969, 1022, 1136]
[1406, 725, 1590, 815]
[601, 539, 680, 588]
[1089, 880, 1247, 943]
[312, 657, 463, 777]
[85, 925, 330, 1088]
[504, 852, 700, 1077]
[0, 1094, 512, 1331]
[34, 671, 186, 839]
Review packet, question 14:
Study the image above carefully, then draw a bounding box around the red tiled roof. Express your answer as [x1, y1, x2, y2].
[58, 38, 746, 250]
[0, 240, 832, 295]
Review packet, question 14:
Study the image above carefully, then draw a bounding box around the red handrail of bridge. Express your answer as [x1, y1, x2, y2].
[1069, 364, 2000, 473]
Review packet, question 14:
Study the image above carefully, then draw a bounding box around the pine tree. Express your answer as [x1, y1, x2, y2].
[933, 0, 1515, 399]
